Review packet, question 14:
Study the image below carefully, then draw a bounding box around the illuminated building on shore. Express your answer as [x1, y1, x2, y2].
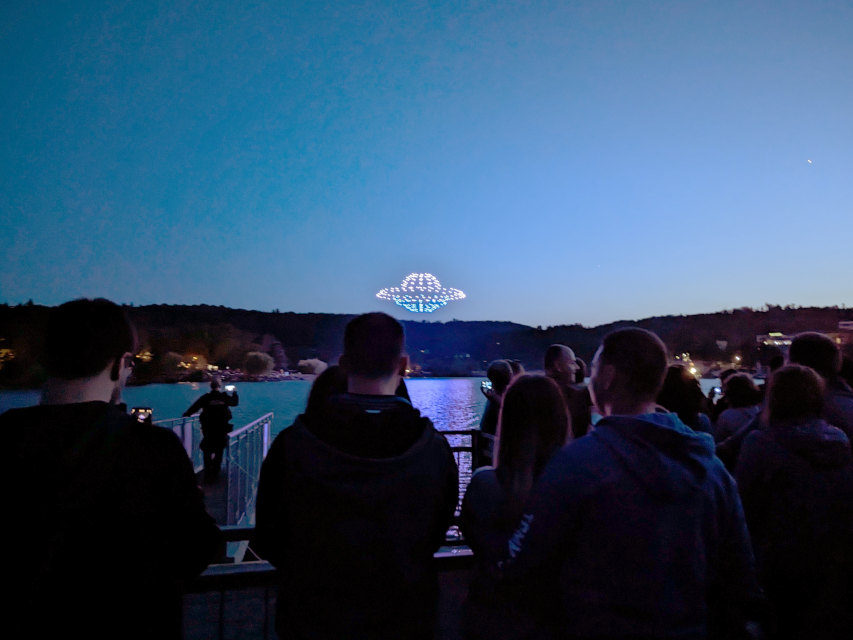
[757, 330, 850, 349]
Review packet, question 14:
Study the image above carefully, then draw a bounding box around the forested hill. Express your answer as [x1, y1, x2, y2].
[1, 302, 851, 387]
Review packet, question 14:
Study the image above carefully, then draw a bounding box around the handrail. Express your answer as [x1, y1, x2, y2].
[230, 412, 274, 440]
[224, 413, 273, 527]
[189, 525, 473, 593]
[185, 529, 474, 640]
[156, 415, 202, 469]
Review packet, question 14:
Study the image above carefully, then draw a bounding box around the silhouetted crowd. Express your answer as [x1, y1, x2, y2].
[469, 332, 853, 640]
[3, 297, 853, 640]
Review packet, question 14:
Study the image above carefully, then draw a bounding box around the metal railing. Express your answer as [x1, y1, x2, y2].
[160, 423, 487, 639]
[185, 526, 475, 640]
[223, 413, 273, 527]
[156, 412, 274, 527]
[156, 414, 204, 470]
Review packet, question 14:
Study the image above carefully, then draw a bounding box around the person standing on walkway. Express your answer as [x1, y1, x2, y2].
[253, 312, 459, 640]
[0, 298, 222, 640]
[183, 376, 239, 483]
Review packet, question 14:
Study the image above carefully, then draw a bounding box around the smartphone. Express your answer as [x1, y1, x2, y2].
[712, 387, 722, 395]
[131, 407, 153, 423]
[225, 385, 236, 393]
[481, 379, 493, 392]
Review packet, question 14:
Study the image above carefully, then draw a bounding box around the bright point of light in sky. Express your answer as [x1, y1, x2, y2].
[2, 1, 852, 327]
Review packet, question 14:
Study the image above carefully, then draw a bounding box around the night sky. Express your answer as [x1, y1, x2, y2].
[3, 1, 852, 328]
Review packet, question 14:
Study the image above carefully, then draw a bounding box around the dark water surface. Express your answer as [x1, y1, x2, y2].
[0, 377, 490, 437]
[0, 377, 726, 435]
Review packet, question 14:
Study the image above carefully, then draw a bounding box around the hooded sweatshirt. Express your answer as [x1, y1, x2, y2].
[253, 393, 459, 640]
[503, 412, 762, 640]
[735, 418, 853, 639]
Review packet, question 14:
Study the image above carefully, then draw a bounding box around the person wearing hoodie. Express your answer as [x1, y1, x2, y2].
[501, 327, 765, 640]
[735, 364, 853, 640]
[252, 312, 459, 640]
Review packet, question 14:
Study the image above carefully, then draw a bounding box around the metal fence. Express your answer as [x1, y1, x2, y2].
[223, 413, 273, 526]
[156, 412, 274, 527]
[157, 414, 484, 531]
[156, 414, 203, 469]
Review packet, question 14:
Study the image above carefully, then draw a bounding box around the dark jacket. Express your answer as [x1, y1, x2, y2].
[502, 412, 763, 640]
[184, 389, 238, 423]
[253, 393, 459, 640]
[0, 401, 222, 640]
[184, 389, 239, 449]
[460, 468, 557, 640]
[735, 418, 853, 640]
[825, 378, 853, 441]
[715, 406, 760, 443]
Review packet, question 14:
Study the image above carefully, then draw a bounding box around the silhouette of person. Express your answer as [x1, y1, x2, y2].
[0, 298, 222, 639]
[184, 376, 239, 483]
[253, 312, 458, 640]
[503, 328, 765, 639]
[461, 374, 571, 639]
[479, 359, 514, 466]
[544, 344, 592, 437]
[737, 364, 853, 640]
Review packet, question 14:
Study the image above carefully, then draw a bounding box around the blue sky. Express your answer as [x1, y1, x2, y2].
[2, 1, 852, 327]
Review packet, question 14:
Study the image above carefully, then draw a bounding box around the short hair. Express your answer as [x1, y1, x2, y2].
[508, 359, 525, 377]
[768, 354, 785, 372]
[487, 360, 514, 394]
[719, 368, 739, 383]
[544, 344, 575, 371]
[767, 364, 825, 423]
[598, 328, 668, 400]
[41, 298, 137, 380]
[841, 355, 853, 388]
[574, 357, 587, 383]
[342, 312, 404, 379]
[789, 332, 841, 379]
[722, 373, 760, 408]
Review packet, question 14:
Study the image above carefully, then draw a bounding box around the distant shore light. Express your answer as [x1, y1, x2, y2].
[376, 272, 466, 313]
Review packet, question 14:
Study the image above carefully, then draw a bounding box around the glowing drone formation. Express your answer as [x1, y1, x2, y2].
[376, 272, 466, 313]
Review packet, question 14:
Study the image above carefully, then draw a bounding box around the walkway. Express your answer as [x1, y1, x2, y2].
[198, 470, 228, 525]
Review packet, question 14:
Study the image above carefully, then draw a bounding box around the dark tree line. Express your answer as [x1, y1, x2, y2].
[1, 302, 851, 388]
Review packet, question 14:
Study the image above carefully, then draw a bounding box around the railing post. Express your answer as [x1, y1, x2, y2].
[182, 418, 193, 460]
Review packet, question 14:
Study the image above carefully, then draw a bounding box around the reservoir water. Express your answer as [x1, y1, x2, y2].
[0, 377, 490, 437]
[0, 377, 725, 436]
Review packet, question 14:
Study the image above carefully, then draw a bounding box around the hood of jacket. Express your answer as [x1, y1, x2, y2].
[302, 393, 433, 459]
[770, 417, 851, 468]
[593, 411, 717, 500]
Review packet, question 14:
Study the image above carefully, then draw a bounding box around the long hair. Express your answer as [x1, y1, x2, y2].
[494, 374, 571, 521]
[724, 373, 760, 408]
[657, 364, 704, 426]
[765, 364, 825, 425]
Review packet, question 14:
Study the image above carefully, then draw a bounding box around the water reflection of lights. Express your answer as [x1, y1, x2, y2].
[376, 272, 465, 313]
[406, 377, 483, 431]
[406, 378, 485, 515]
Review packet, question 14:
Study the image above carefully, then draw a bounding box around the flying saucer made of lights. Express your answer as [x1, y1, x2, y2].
[376, 272, 466, 313]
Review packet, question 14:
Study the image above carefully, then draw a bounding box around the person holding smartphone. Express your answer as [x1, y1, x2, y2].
[183, 377, 239, 483]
